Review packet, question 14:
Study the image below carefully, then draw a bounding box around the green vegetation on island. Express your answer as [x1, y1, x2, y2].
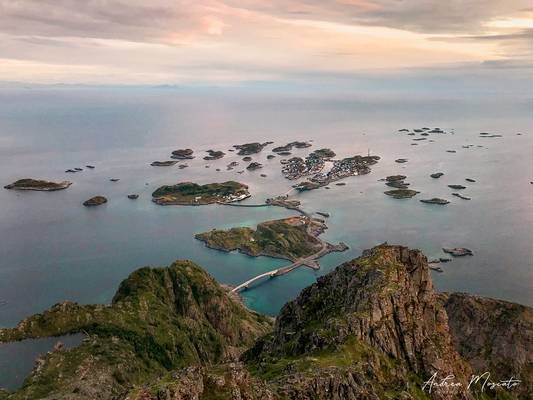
[195, 217, 322, 260]
[152, 181, 250, 205]
[4, 179, 72, 191]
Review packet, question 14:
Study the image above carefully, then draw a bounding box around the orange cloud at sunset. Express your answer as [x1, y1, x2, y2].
[0, 0, 531, 84]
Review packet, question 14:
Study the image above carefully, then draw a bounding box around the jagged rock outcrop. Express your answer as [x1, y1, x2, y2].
[441, 292, 533, 398]
[246, 244, 473, 400]
[125, 363, 276, 400]
[1, 245, 531, 400]
[0, 261, 271, 399]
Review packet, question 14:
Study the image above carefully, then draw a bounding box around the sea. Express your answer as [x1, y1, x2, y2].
[0, 86, 532, 390]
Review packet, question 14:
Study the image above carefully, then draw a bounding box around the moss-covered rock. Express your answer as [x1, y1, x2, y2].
[245, 244, 473, 400]
[195, 217, 322, 261]
[0, 261, 271, 399]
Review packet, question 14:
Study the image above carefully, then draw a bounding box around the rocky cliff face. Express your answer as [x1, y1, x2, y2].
[245, 244, 473, 400]
[0, 261, 271, 400]
[1, 245, 531, 400]
[125, 363, 276, 400]
[441, 292, 533, 398]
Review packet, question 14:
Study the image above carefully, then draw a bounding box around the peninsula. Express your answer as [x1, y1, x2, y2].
[152, 181, 250, 205]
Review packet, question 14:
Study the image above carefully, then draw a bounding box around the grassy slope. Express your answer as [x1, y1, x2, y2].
[0, 261, 271, 399]
[195, 219, 321, 260]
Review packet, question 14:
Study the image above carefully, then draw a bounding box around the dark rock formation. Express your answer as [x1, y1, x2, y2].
[385, 175, 407, 182]
[310, 148, 336, 159]
[440, 293, 532, 398]
[171, 149, 194, 160]
[127, 194, 139, 200]
[245, 245, 473, 400]
[420, 198, 450, 205]
[150, 161, 178, 167]
[384, 189, 419, 199]
[272, 141, 312, 153]
[246, 162, 263, 171]
[431, 172, 444, 179]
[293, 181, 321, 191]
[203, 150, 225, 160]
[448, 185, 466, 190]
[452, 193, 471, 200]
[233, 142, 272, 155]
[83, 196, 107, 207]
[384, 175, 409, 189]
[443, 248, 473, 257]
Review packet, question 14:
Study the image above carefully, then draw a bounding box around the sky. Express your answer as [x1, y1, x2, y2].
[0, 0, 532, 85]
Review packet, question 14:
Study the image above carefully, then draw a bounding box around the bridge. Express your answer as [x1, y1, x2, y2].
[231, 240, 329, 293]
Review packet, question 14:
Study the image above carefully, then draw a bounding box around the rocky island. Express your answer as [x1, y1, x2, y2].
[384, 188, 419, 199]
[195, 216, 325, 261]
[0, 244, 530, 399]
[171, 149, 194, 160]
[150, 161, 178, 167]
[203, 150, 225, 160]
[272, 141, 312, 153]
[383, 175, 410, 189]
[83, 196, 107, 207]
[246, 162, 263, 171]
[152, 181, 250, 205]
[420, 198, 450, 205]
[233, 142, 272, 155]
[4, 179, 72, 191]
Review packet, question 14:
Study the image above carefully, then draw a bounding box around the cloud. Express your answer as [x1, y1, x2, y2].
[0, 0, 232, 44]
[0, 0, 532, 84]
[227, 0, 532, 34]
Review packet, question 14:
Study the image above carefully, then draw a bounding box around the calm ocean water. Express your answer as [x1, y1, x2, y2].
[0, 87, 532, 333]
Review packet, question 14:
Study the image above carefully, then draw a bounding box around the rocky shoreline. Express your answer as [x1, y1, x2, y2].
[4, 179, 72, 191]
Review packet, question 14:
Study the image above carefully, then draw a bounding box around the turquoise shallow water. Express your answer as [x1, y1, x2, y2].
[0, 87, 532, 330]
[0, 86, 533, 391]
